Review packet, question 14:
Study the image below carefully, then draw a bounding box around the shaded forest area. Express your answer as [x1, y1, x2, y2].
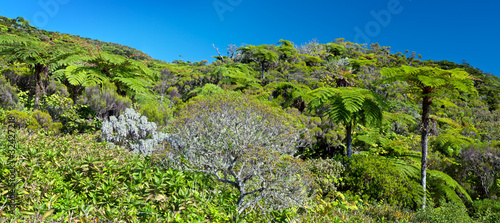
[1, 15, 500, 222]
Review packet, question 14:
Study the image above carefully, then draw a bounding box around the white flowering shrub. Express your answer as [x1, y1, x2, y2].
[101, 108, 181, 155]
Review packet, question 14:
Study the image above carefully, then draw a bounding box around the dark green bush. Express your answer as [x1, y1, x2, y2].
[32, 110, 62, 134]
[472, 199, 500, 222]
[46, 79, 69, 97]
[306, 158, 345, 197]
[41, 94, 97, 134]
[341, 155, 422, 209]
[413, 202, 472, 223]
[32, 110, 52, 130]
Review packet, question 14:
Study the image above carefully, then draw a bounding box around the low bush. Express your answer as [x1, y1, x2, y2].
[5, 110, 39, 132]
[101, 108, 181, 155]
[413, 202, 473, 223]
[41, 94, 97, 134]
[341, 155, 422, 209]
[137, 96, 173, 129]
[0, 129, 244, 222]
[306, 158, 345, 197]
[0, 75, 18, 109]
[32, 110, 62, 134]
[472, 199, 500, 222]
[362, 203, 415, 222]
[79, 81, 131, 119]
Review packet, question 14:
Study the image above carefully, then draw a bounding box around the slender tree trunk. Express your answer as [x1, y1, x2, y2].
[421, 95, 432, 209]
[346, 123, 353, 158]
[261, 63, 266, 80]
[34, 63, 50, 110]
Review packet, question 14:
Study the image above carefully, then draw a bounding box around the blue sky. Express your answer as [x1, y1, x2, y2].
[1, 0, 499, 76]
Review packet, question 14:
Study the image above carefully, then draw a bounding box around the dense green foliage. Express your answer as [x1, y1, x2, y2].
[1, 15, 499, 221]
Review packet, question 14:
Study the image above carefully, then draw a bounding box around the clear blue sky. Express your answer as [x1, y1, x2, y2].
[1, 0, 499, 76]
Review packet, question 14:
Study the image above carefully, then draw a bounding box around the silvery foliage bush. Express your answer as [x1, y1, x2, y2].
[101, 108, 182, 155]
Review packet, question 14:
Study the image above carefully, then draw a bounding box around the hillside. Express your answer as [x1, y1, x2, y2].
[1, 15, 500, 222]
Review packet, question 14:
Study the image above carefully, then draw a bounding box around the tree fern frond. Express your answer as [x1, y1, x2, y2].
[113, 77, 152, 94]
[428, 170, 472, 203]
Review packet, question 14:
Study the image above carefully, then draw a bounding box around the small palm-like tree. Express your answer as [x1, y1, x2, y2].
[55, 48, 157, 98]
[307, 87, 383, 158]
[239, 44, 279, 80]
[381, 65, 477, 209]
[0, 34, 77, 109]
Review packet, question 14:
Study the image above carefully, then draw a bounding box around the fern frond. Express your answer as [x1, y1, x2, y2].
[308, 87, 383, 128]
[428, 170, 472, 203]
[113, 77, 152, 94]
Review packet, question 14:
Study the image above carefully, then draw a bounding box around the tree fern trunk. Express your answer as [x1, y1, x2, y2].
[34, 63, 50, 110]
[261, 63, 265, 80]
[421, 95, 432, 209]
[346, 124, 353, 158]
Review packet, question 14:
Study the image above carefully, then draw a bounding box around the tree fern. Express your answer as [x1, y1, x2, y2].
[428, 169, 472, 205]
[0, 34, 79, 109]
[113, 76, 152, 94]
[61, 51, 156, 97]
[381, 65, 477, 209]
[308, 87, 383, 158]
[266, 82, 311, 111]
[210, 63, 260, 90]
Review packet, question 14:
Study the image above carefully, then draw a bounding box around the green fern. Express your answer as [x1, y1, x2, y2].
[380, 65, 478, 209]
[266, 82, 311, 109]
[211, 63, 260, 90]
[308, 87, 383, 158]
[428, 170, 472, 205]
[308, 87, 383, 126]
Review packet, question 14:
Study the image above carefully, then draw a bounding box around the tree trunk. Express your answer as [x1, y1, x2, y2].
[346, 123, 353, 158]
[421, 95, 432, 209]
[261, 63, 266, 80]
[34, 63, 50, 110]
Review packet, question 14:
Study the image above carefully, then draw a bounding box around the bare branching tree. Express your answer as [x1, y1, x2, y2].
[156, 92, 312, 215]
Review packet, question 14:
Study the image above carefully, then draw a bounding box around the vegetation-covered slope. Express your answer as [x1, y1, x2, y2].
[1, 15, 499, 222]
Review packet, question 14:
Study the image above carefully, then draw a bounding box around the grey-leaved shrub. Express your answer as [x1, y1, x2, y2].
[156, 90, 313, 216]
[101, 108, 181, 155]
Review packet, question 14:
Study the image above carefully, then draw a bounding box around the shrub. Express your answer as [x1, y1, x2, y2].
[158, 91, 312, 216]
[460, 144, 500, 198]
[79, 81, 131, 119]
[32, 110, 52, 130]
[137, 97, 173, 129]
[41, 94, 97, 134]
[101, 108, 180, 155]
[0, 108, 5, 124]
[306, 158, 345, 197]
[413, 202, 473, 223]
[341, 155, 423, 209]
[32, 110, 62, 134]
[5, 110, 40, 132]
[362, 203, 415, 222]
[46, 79, 69, 97]
[0, 75, 18, 109]
[472, 199, 500, 222]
